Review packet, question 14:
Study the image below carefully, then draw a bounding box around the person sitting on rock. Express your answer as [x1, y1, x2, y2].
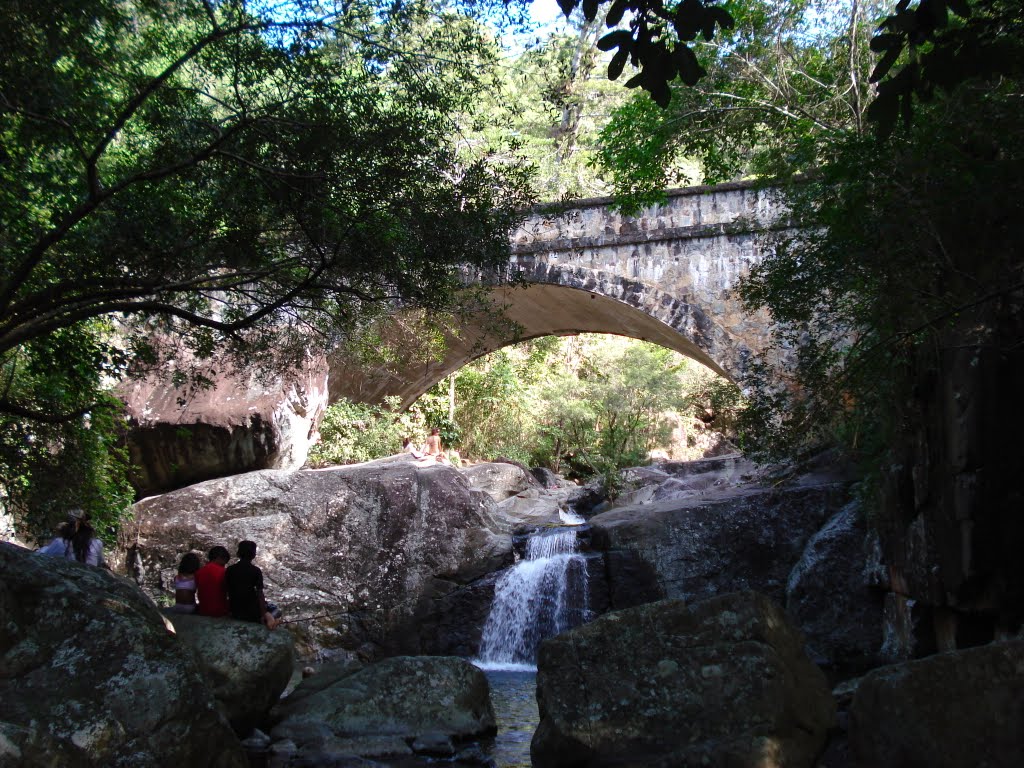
[195, 545, 231, 618]
[402, 436, 424, 459]
[35, 508, 107, 568]
[424, 428, 450, 465]
[225, 540, 281, 630]
[172, 552, 201, 613]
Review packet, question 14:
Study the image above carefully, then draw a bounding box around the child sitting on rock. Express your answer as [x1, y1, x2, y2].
[172, 552, 201, 613]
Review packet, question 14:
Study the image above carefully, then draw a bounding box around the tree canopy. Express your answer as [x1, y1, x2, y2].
[0, 0, 535, 530]
[552, 0, 1014, 134]
[0, 0, 533, 422]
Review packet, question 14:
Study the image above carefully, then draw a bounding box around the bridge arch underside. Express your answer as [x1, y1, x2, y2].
[329, 272, 753, 411]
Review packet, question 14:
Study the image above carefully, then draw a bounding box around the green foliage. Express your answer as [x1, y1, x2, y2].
[867, 0, 1023, 136]
[533, 339, 688, 476]
[307, 396, 416, 467]
[307, 390, 462, 467]
[0, 321, 134, 544]
[557, 0, 735, 106]
[0, 0, 534, 536]
[736, 40, 1024, 465]
[464, 15, 631, 200]
[597, 0, 883, 208]
[441, 334, 738, 479]
[0, 0, 534, 418]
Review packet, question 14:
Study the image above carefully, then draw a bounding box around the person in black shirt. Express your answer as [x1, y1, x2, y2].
[225, 540, 280, 630]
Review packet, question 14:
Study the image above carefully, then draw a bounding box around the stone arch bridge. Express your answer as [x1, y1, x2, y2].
[123, 180, 787, 493]
[335, 180, 785, 410]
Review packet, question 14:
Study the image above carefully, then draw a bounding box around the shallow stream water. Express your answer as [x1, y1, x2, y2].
[479, 668, 539, 768]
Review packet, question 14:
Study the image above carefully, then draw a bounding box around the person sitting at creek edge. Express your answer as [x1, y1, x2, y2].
[195, 545, 230, 617]
[35, 508, 106, 568]
[225, 540, 280, 630]
[172, 552, 201, 613]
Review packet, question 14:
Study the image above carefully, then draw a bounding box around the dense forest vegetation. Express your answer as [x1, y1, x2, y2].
[309, 335, 742, 482]
[2, 0, 1020, 543]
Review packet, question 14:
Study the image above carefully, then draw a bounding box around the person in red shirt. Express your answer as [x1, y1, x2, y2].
[195, 546, 231, 617]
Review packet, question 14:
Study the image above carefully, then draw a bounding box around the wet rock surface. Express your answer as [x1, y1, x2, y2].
[532, 591, 836, 768]
[786, 500, 885, 675]
[462, 461, 540, 501]
[588, 470, 846, 606]
[876, 301, 1024, 649]
[0, 542, 246, 768]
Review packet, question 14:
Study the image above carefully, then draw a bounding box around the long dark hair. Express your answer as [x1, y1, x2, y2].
[58, 519, 95, 563]
[178, 552, 201, 575]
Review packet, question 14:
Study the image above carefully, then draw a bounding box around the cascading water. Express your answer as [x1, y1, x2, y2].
[475, 521, 590, 670]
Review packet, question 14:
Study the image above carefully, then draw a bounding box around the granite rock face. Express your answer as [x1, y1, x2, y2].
[0, 542, 246, 768]
[126, 458, 515, 659]
[532, 591, 835, 768]
[876, 300, 1024, 652]
[462, 462, 539, 501]
[589, 475, 847, 607]
[785, 500, 884, 675]
[119, 352, 330, 497]
[849, 639, 1024, 768]
[269, 656, 495, 763]
[164, 612, 295, 734]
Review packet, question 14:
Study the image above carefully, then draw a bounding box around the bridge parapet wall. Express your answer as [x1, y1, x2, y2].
[506, 182, 787, 382]
[511, 182, 784, 255]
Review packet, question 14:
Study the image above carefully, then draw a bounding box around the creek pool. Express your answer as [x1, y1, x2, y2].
[479, 666, 539, 768]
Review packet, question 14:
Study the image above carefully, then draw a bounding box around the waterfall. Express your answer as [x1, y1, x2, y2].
[476, 526, 590, 671]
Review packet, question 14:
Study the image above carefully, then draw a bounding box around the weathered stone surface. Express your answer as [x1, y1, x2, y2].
[531, 466, 569, 489]
[494, 494, 563, 526]
[849, 639, 1024, 768]
[409, 573, 500, 658]
[126, 459, 513, 658]
[120, 351, 330, 496]
[606, 455, 754, 509]
[876, 300, 1024, 650]
[349, 182, 785, 412]
[532, 592, 835, 768]
[786, 500, 884, 674]
[462, 462, 538, 501]
[0, 542, 246, 768]
[271, 660, 364, 715]
[164, 612, 295, 734]
[270, 656, 495, 761]
[589, 481, 847, 606]
[585, 550, 664, 615]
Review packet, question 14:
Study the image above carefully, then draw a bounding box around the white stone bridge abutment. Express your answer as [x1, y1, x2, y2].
[331, 180, 789, 409]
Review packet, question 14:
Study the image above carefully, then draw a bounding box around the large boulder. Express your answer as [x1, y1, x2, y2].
[164, 613, 295, 734]
[462, 462, 538, 501]
[786, 499, 884, 675]
[119, 352, 330, 496]
[589, 481, 847, 608]
[532, 592, 835, 768]
[617, 454, 755, 505]
[126, 459, 513, 659]
[849, 639, 1024, 768]
[495, 492, 564, 527]
[269, 656, 495, 762]
[0, 542, 246, 768]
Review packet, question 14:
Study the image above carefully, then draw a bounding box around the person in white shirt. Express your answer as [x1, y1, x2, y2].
[36, 508, 106, 568]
